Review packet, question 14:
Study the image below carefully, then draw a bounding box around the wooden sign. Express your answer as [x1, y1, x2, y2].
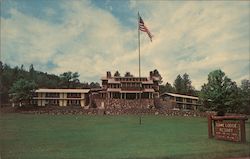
[214, 121, 240, 142]
[207, 115, 248, 143]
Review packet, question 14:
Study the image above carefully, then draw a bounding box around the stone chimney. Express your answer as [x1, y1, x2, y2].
[107, 71, 112, 78]
[149, 71, 153, 79]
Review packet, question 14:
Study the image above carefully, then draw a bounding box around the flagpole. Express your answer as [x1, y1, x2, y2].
[138, 12, 142, 125]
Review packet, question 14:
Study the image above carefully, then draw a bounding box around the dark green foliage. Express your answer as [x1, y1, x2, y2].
[182, 73, 195, 95]
[159, 85, 165, 94]
[174, 74, 184, 93]
[165, 82, 175, 92]
[77, 82, 100, 89]
[192, 90, 200, 97]
[173, 73, 195, 96]
[160, 73, 195, 96]
[59, 71, 81, 88]
[1, 64, 23, 103]
[199, 69, 249, 114]
[159, 82, 174, 94]
[0, 61, 3, 105]
[0, 63, 61, 103]
[89, 82, 101, 88]
[29, 64, 35, 80]
[81, 82, 90, 88]
[239, 79, 250, 114]
[0, 63, 100, 104]
[9, 79, 37, 105]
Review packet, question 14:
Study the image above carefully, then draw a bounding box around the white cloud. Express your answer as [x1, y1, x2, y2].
[129, 1, 250, 89]
[1, 1, 135, 79]
[1, 1, 249, 89]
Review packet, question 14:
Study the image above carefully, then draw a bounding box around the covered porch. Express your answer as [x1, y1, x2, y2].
[107, 91, 154, 100]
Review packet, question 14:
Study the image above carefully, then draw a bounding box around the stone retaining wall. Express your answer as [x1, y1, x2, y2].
[3, 106, 211, 117]
[157, 99, 175, 109]
[93, 99, 154, 109]
[103, 108, 208, 117]
[93, 98, 180, 110]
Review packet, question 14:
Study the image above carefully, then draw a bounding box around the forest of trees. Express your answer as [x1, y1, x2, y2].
[158, 72, 197, 96]
[0, 62, 100, 104]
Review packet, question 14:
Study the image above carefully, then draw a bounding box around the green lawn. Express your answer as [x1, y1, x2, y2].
[0, 113, 249, 159]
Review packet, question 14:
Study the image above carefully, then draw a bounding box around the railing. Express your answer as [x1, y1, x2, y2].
[45, 95, 60, 98]
[67, 95, 81, 98]
[121, 87, 141, 91]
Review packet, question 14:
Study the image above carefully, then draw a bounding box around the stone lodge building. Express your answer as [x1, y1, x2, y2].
[91, 71, 160, 109]
[29, 72, 201, 111]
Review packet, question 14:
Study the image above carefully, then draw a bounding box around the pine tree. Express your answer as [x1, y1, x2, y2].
[174, 74, 183, 94]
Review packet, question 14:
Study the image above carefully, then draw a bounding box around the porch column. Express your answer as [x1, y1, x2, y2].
[194, 106, 197, 110]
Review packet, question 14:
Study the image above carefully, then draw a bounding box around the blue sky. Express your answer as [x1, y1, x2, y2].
[1, 0, 249, 89]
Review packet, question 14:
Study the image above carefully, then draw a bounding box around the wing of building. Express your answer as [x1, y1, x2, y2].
[31, 89, 90, 108]
[160, 92, 201, 110]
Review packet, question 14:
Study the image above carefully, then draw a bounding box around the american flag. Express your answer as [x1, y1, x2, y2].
[139, 15, 153, 42]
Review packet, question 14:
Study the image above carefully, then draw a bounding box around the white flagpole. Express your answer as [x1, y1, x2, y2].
[138, 12, 142, 125]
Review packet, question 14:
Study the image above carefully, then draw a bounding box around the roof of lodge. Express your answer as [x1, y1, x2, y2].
[160, 92, 199, 100]
[35, 88, 90, 93]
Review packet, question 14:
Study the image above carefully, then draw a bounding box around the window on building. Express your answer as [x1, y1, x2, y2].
[176, 97, 183, 102]
[186, 98, 192, 103]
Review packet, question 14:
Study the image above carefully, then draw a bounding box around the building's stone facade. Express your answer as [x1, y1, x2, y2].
[91, 71, 160, 109]
[93, 98, 154, 109]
